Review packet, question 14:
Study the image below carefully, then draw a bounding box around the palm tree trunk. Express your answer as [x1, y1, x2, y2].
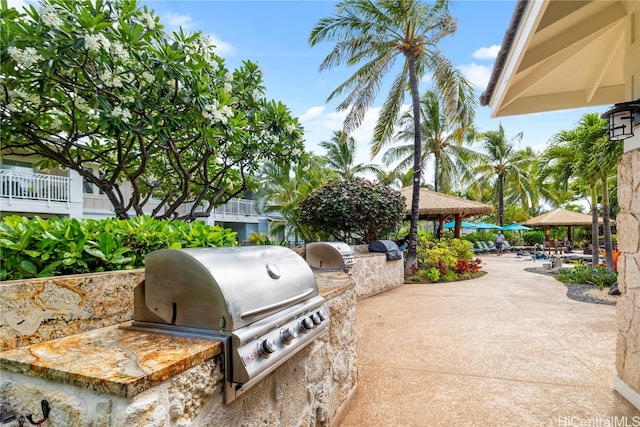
[590, 185, 599, 266]
[497, 174, 504, 227]
[405, 53, 423, 276]
[434, 152, 439, 192]
[601, 178, 614, 271]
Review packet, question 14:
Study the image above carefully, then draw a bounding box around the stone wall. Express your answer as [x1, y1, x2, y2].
[616, 148, 640, 401]
[350, 253, 404, 299]
[0, 271, 357, 426]
[0, 270, 144, 351]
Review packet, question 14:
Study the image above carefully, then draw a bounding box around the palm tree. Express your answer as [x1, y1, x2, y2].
[383, 90, 478, 194]
[538, 128, 599, 264]
[470, 124, 535, 227]
[541, 113, 620, 268]
[582, 113, 621, 271]
[536, 132, 583, 208]
[320, 131, 382, 178]
[258, 154, 336, 244]
[309, 0, 474, 273]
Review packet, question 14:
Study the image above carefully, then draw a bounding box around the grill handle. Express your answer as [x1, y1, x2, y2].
[240, 289, 314, 319]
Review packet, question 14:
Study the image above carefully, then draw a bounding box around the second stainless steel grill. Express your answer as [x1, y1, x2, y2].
[125, 246, 330, 403]
[305, 242, 355, 273]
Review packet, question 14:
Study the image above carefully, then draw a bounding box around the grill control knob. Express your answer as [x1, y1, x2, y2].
[300, 317, 315, 332]
[281, 327, 297, 344]
[311, 313, 321, 325]
[317, 310, 327, 321]
[259, 338, 276, 356]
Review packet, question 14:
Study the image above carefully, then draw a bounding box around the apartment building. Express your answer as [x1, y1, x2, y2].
[0, 154, 278, 244]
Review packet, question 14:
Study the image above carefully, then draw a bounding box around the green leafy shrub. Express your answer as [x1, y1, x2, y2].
[299, 177, 405, 244]
[556, 265, 617, 290]
[411, 236, 482, 283]
[523, 231, 544, 245]
[446, 239, 474, 261]
[0, 215, 237, 280]
[427, 267, 440, 282]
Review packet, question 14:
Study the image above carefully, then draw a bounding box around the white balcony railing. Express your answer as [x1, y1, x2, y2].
[214, 198, 258, 218]
[0, 169, 70, 202]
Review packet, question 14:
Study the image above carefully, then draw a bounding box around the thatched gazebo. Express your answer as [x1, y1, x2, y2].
[524, 208, 613, 250]
[400, 187, 494, 238]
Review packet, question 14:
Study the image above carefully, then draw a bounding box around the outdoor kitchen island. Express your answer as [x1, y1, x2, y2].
[0, 268, 357, 426]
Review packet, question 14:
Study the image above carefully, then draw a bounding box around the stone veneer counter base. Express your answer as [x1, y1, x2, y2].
[0, 324, 222, 398]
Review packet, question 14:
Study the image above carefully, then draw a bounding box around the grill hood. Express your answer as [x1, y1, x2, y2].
[141, 246, 319, 332]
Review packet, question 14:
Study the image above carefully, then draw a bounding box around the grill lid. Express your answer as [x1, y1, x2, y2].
[305, 242, 355, 272]
[142, 246, 319, 332]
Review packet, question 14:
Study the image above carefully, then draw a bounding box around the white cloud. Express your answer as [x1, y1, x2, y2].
[458, 62, 493, 91]
[473, 45, 501, 60]
[299, 105, 380, 164]
[7, 0, 29, 11]
[207, 34, 235, 56]
[298, 104, 419, 174]
[164, 13, 195, 30]
[159, 12, 235, 56]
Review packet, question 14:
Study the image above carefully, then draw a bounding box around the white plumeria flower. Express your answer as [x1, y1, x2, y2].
[39, 3, 62, 28]
[111, 106, 132, 123]
[8, 46, 43, 68]
[286, 123, 296, 134]
[84, 33, 110, 52]
[291, 148, 301, 156]
[252, 89, 261, 102]
[84, 34, 99, 51]
[223, 82, 232, 93]
[141, 13, 155, 30]
[111, 41, 129, 61]
[140, 71, 155, 86]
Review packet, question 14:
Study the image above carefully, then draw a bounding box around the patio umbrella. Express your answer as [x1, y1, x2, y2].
[501, 223, 532, 231]
[443, 221, 478, 229]
[474, 221, 502, 230]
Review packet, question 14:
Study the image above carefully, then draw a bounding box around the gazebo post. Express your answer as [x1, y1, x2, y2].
[545, 226, 551, 255]
[438, 216, 445, 239]
[454, 214, 462, 238]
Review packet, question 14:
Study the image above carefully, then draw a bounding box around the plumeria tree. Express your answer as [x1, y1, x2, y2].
[1, 0, 303, 220]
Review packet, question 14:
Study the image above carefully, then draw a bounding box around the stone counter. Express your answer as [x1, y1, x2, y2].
[0, 270, 144, 352]
[0, 326, 222, 398]
[0, 274, 357, 426]
[350, 252, 404, 299]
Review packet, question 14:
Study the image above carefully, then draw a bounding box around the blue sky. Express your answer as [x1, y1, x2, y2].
[135, 0, 605, 168]
[10, 0, 607, 173]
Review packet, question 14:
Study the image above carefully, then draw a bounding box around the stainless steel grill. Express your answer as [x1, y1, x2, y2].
[305, 242, 355, 273]
[125, 246, 330, 403]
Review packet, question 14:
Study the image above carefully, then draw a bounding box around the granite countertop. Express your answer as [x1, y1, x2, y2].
[0, 324, 222, 398]
[0, 279, 352, 400]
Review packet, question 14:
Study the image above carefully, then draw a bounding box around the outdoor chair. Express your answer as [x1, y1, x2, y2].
[473, 242, 486, 253]
[480, 241, 496, 253]
[503, 241, 513, 252]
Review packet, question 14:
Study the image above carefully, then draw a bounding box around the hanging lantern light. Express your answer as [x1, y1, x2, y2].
[601, 98, 640, 140]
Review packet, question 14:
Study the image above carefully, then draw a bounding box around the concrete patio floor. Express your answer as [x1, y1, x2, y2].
[338, 252, 640, 426]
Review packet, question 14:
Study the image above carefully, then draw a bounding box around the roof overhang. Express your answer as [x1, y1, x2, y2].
[481, 0, 640, 117]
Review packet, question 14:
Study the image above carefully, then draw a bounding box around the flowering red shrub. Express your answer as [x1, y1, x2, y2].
[454, 258, 471, 274]
[436, 259, 448, 275]
[409, 263, 420, 275]
[469, 258, 482, 273]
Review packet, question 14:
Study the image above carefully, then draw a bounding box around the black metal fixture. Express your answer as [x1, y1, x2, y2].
[601, 98, 640, 140]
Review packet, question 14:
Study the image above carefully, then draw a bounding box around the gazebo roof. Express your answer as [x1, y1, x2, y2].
[523, 208, 611, 227]
[400, 187, 494, 219]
